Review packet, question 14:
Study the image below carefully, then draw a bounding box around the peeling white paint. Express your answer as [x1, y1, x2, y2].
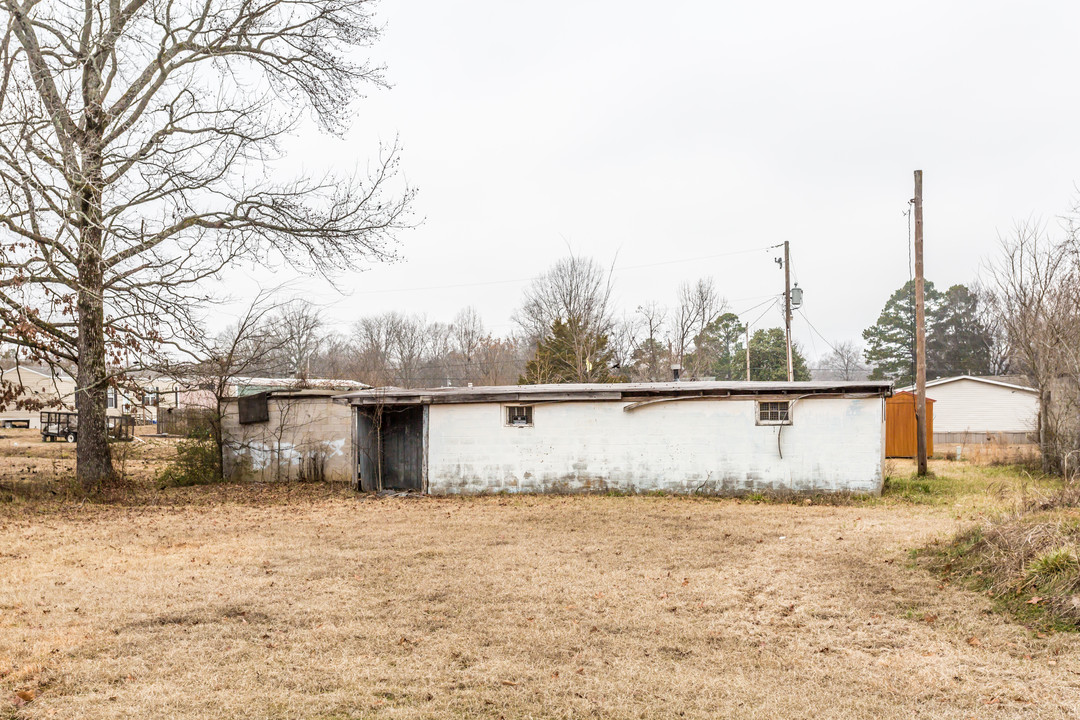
[425, 397, 885, 495]
[237, 438, 347, 470]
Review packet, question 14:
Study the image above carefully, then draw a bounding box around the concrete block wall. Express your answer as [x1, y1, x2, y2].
[426, 397, 885, 495]
[222, 396, 352, 482]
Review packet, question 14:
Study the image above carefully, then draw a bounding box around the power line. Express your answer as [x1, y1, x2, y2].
[736, 294, 782, 320]
[745, 297, 780, 331]
[796, 307, 843, 356]
[346, 243, 786, 296]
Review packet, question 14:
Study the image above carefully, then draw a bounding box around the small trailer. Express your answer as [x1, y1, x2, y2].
[39, 411, 135, 442]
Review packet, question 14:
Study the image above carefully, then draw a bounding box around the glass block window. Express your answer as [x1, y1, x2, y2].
[757, 400, 791, 424]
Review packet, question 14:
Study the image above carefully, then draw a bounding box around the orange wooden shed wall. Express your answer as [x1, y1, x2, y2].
[885, 392, 934, 458]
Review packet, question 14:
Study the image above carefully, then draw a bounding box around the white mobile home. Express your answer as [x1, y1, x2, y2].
[0, 363, 76, 428]
[336, 381, 892, 496]
[902, 375, 1039, 444]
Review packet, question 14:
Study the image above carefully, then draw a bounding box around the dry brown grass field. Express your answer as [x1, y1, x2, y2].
[1, 432, 1078, 719]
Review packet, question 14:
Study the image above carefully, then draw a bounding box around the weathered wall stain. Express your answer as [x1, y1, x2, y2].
[426, 397, 884, 495]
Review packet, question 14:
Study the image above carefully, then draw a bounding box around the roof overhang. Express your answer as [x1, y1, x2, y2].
[335, 380, 893, 407]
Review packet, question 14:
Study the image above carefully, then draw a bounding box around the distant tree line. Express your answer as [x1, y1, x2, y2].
[229, 302, 530, 389]
[222, 254, 811, 389]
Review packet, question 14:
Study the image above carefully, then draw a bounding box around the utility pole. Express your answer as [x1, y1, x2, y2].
[745, 325, 751, 381]
[783, 240, 794, 382]
[913, 170, 928, 476]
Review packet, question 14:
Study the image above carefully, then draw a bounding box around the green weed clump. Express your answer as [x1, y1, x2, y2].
[156, 437, 220, 488]
[926, 485, 1080, 631]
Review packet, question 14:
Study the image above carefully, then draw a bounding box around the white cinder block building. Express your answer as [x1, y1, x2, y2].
[335, 381, 892, 495]
[222, 389, 354, 483]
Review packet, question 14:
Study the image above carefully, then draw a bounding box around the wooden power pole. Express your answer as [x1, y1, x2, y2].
[913, 170, 928, 476]
[783, 240, 794, 382]
[745, 325, 751, 381]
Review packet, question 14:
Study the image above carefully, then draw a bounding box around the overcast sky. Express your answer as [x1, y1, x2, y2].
[221, 0, 1080, 362]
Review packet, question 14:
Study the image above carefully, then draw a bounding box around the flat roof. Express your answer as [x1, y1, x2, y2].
[335, 380, 893, 406]
[223, 388, 346, 402]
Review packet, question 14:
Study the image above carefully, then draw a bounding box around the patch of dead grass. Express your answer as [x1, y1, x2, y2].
[2, 493, 1079, 718]
[0, 428, 179, 504]
[924, 485, 1080, 632]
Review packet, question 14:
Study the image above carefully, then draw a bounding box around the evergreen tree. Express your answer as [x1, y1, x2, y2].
[748, 328, 810, 381]
[629, 336, 669, 382]
[520, 320, 622, 384]
[687, 312, 746, 380]
[862, 279, 942, 386]
[928, 284, 995, 377]
[863, 280, 995, 386]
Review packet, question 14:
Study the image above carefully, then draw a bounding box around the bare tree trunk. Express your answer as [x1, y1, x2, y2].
[0, 0, 412, 491]
[1040, 388, 1053, 474]
[75, 121, 117, 489]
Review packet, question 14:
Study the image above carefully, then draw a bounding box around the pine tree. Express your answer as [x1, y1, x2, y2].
[862, 279, 942, 386]
[629, 337, 669, 382]
[520, 320, 622, 384]
[928, 285, 995, 377]
[863, 280, 995, 386]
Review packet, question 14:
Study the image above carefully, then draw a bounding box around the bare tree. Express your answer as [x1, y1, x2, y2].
[0, 0, 413, 489]
[627, 302, 670, 382]
[311, 332, 357, 380]
[515, 255, 615, 339]
[267, 300, 325, 379]
[984, 220, 1080, 474]
[451, 307, 485, 363]
[972, 283, 1012, 375]
[514, 255, 618, 383]
[473, 335, 528, 385]
[390, 314, 432, 388]
[351, 313, 398, 387]
[669, 278, 724, 378]
[161, 289, 288, 480]
[820, 341, 867, 381]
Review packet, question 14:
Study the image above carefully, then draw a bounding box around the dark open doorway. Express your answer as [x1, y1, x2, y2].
[356, 405, 425, 492]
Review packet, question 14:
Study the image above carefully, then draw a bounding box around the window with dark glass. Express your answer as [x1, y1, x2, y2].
[506, 405, 533, 427]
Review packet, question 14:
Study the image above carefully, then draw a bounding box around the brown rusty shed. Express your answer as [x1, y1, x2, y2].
[885, 391, 934, 458]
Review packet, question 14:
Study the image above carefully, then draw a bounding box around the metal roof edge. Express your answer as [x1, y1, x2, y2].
[336, 381, 893, 406]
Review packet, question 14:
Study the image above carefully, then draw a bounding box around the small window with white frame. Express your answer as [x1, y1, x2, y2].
[757, 400, 791, 425]
[506, 405, 533, 427]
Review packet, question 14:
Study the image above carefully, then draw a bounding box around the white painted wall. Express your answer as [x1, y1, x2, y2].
[927, 379, 1038, 435]
[426, 396, 884, 495]
[222, 395, 352, 482]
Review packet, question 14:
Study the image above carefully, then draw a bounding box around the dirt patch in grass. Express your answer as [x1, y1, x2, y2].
[3, 493, 1079, 719]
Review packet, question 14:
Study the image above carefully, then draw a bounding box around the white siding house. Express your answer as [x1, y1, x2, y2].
[336, 381, 892, 496]
[0, 363, 76, 428]
[902, 376, 1038, 443]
